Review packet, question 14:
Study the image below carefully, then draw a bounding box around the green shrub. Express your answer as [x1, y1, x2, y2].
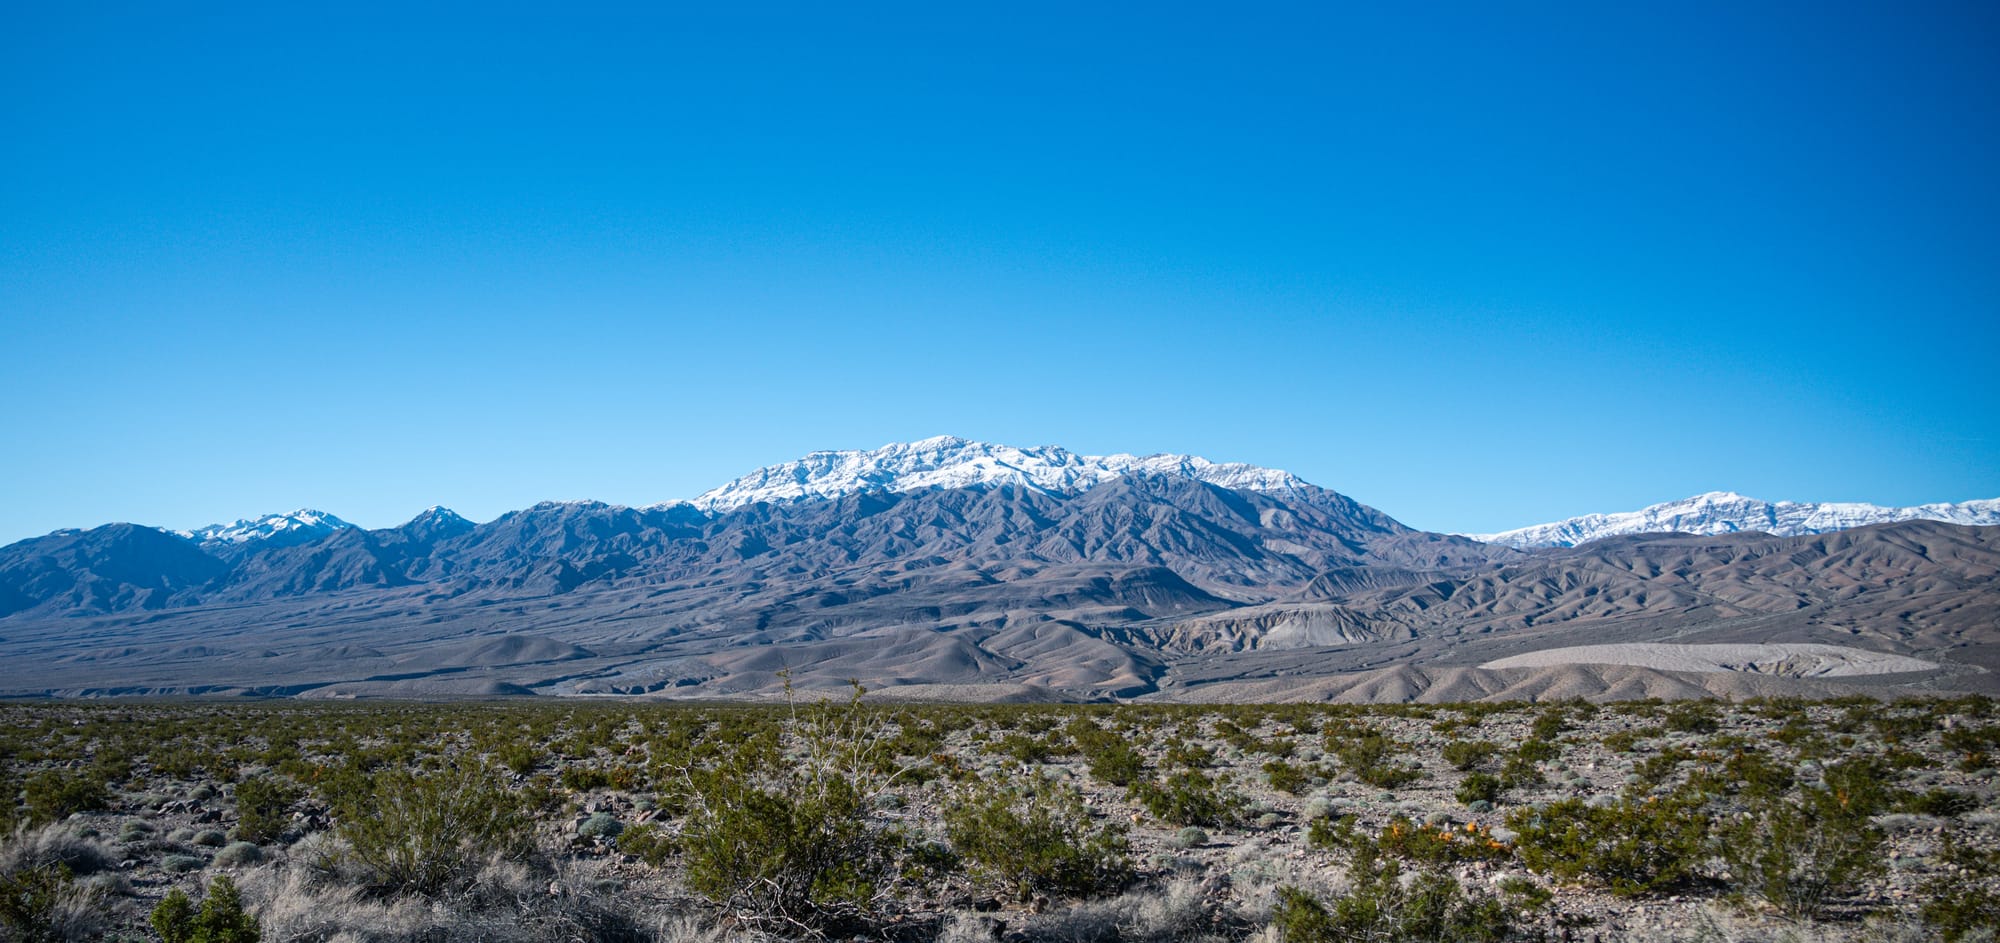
[0, 863, 103, 943]
[1270, 869, 1511, 943]
[1902, 788, 1978, 818]
[1130, 771, 1243, 828]
[21, 771, 107, 825]
[151, 874, 260, 943]
[1718, 785, 1887, 919]
[1332, 732, 1421, 788]
[1365, 816, 1512, 868]
[1921, 837, 2000, 941]
[1507, 790, 1710, 896]
[1263, 760, 1310, 795]
[993, 733, 1056, 764]
[944, 779, 1129, 900]
[1601, 730, 1643, 753]
[1456, 773, 1502, 807]
[1663, 702, 1720, 734]
[231, 776, 300, 844]
[322, 762, 533, 897]
[1441, 740, 1499, 771]
[682, 767, 890, 927]
[1083, 740, 1145, 787]
[615, 822, 675, 866]
[678, 685, 926, 931]
[495, 742, 539, 775]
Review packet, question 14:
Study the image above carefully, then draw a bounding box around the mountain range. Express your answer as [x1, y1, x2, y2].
[1472, 491, 2000, 548]
[1, 437, 1994, 702]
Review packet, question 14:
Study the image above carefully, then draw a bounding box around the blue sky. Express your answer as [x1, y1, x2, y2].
[3, 2, 1996, 543]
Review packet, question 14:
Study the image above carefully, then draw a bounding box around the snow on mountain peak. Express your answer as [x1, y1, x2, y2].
[178, 508, 356, 545]
[683, 437, 1311, 512]
[1467, 493, 2000, 548]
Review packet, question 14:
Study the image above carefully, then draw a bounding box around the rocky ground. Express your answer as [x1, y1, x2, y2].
[2, 695, 1997, 942]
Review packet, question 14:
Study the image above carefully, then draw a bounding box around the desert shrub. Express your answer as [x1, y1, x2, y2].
[495, 742, 540, 775]
[945, 779, 1130, 900]
[163, 854, 206, 873]
[321, 761, 533, 897]
[151, 874, 260, 943]
[1941, 725, 2000, 771]
[1085, 742, 1146, 787]
[0, 863, 106, 943]
[1717, 783, 1886, 920]
[1902, 787, 1979, 818]
[1507, 790, 1711, 896]
[230, 775, 300, 844]
[615, 822, 675, 866]
[1130, 771, 1244, 828]
[1817, 754, 1893, 802]
[1629, 747, 1694, 790]
[20, 770, 108, 825]
[577, 812, 624, 840]
[1456, 773, 1502, 807]
[1529, 710, 1567, 741]
[212, 841, 263, 868]
[1333, 732, 1421, 789]
[1162, 739, 1216, 770]
[0, 823, 112, 877]
[1368, 815, 1504, 867]
[1441, 740, 1500, 771]
[1601, 730, 1643, 753]
[1663, 702, 1721, 734]
[1270, 869, 1511, 943]
[193, 828, 227, 847]
[677, 686, 928, 931]
[1263, 760, 1310, 795]
[1512, 737, 1559, 764]
[559, 766, 613, 791]
[1690, 747, 1794, 802]
[993, 733, 1058, 764]
[1921, 837, 2000, 941]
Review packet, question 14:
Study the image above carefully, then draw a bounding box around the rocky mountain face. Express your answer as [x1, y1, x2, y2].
[2, 440, 1995, 702]
[1471, 491, 2000, 548]
[682, 435, 1311, 510]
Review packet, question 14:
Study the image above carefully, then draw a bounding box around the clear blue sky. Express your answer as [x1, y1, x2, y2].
[4, 2, 1996, 543]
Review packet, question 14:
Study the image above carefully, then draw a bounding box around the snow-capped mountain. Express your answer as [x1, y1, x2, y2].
[678, 435, 1311, 512]
[177, 509, 355, 547]
[1469, 491, 2000, 549]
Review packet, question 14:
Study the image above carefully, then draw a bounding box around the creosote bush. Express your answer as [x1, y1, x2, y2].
[944, 778, 1130, 900]
[1921, 837, 2000, 941]
[1272, 868, 1511, 943]
[1130, 771, 1244, 828]
[21, 770, 108, 825]
[320, 761, 533, 897]
[0, 862, 105, 943]
[1718, 777, 1888, 919]
[1507, 789, 1710, 896]
[677, 683, 930, 932]
[230, 775, 301, 845]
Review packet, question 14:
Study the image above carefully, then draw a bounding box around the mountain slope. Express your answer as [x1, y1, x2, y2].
[1470, 491, 2000, 548]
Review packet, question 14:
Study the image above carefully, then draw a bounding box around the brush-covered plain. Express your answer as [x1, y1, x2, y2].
[2, 693, 1998, 942]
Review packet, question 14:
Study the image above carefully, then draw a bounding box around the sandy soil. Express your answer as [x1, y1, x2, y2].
[1478, 642, 1941, 677]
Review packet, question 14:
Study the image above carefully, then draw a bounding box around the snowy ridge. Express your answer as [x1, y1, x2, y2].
[677, 435, 1311, 512]
[1469, 491, 2000, 549]
[177, 509, 355, 546]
